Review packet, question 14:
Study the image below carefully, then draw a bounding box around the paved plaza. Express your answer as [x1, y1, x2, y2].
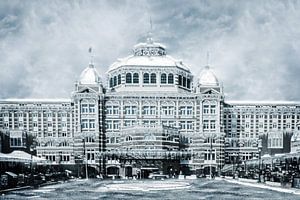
[2, 178, 300, 200]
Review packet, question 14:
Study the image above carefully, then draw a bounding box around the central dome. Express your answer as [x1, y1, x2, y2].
[79, 64, 101, 85]
[108, 35, 190, 72]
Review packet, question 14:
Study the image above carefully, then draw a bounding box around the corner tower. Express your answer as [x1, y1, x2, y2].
[72, 52, 105, 177]
[194, 65, 225, 175]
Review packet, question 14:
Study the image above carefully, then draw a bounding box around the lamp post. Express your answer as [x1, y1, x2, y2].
[209, 135, 213, 179]
[204, 132, 216, 179]
[232, 153, 236, 179]
[30, 138, 37, 186]
[258, 139, 262, 182]
[83, 133, 88, 180]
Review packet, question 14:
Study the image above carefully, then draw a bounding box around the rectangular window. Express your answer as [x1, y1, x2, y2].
[187, 121, 193, 130]
[180, 106, 193, 115]
[161, 106, 174, 116]
[124, 120, 131, 127]
[203, 105, 209, 114]
[113, 106, 119, 115]
[143, 106, 150, 115]
[143, 106, 156, 115]
[210, 105, 216, 114]
[89, 104, 95, 113]
[81, 119, 89, 129]
[187, 106, 193, 115]
[246, 122, 250, 128]
[89, 119, 95, 129]
[210, 120, 216, 130]
[150, 106, 156, 115]
[203, 120, 209, 131]
[106, 120, 112, 130]
[113, 121, 119, 130]
[180, 121, 186, 130]
[81, 104, 88, 113]
[106, 106, 113, 115]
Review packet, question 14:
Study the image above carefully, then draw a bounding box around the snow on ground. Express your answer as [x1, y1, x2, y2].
[97, 180, 191, 192]
[218, 177, 300, 195]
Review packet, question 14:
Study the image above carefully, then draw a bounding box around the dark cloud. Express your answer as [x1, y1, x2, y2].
[0, 0, 299, 101]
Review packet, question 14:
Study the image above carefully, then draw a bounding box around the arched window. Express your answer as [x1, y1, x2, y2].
[117, 74, 121, 85]
[144, 134, 156, 141]
[168, 73, 174, 84]
[60, 141, 69, 147]
[125, 135, 132, 141]
[161, 73, 167, 84]
[178, 75, 182, 86]
[150, 73, 156, 84]
[109, 78, 113, 88]
[187, 78, 191, 89]
[183, 76, 186, 87]
[143, 73, 149, 84]
[126, 73, 132, 83]
[113, 76, 117, 86]
[133, 73, 139, 83]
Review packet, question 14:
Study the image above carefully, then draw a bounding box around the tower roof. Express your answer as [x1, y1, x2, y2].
[198, 66, 219, 86]
[79, 63, 101, 85]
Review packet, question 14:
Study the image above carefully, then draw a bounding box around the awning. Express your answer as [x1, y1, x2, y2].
[141, 167, 159, 170]
[221, 164, 234, 172]
[5, 171, 18, 178]
[0, 151, 49, 163]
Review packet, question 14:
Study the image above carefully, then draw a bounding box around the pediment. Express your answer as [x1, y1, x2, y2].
[78, 86, 98, 94]
[201, 88, 220, 94]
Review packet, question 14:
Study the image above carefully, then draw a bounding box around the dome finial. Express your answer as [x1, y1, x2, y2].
[146, 16, 154, 44]
[88, 47, 94, 68]
[206, 51, 210, 67]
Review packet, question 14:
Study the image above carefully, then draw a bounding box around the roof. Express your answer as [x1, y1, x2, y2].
[198, 66, 219, 86]
[225, 100, 300, 106]
[0, 98, 71, 103]
[79, 64, 102, 85]
[108, 36, 190, 72]
[108, 55, 190, 72]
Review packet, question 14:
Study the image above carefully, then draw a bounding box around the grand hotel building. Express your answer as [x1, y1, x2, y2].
[1, 35, 300, 177]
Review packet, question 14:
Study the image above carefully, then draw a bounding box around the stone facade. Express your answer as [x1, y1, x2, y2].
[0, 36, 299, 177]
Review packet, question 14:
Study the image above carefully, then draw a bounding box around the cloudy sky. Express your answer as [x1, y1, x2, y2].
[0, 0, 300, 101]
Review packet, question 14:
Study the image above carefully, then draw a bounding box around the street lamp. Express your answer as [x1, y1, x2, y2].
[258, 139, 262, 182]
[204, 132, 216, 179]
[83, 133, 88, 180]
[30, 138, 37, 186]
[232, 153, 236, 179]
